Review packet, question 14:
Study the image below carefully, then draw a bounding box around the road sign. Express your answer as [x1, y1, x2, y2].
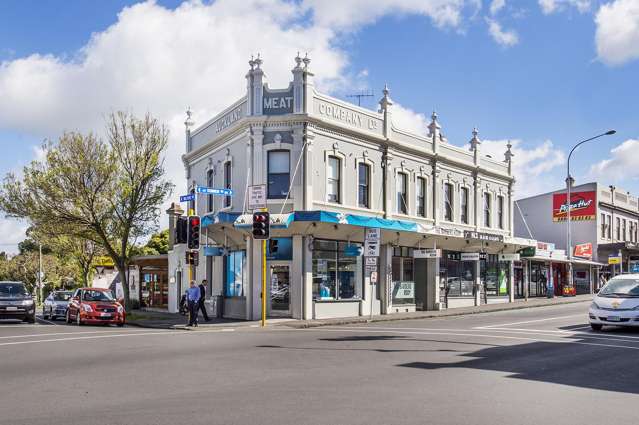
[364, 240, 379, 257]
[608, 256, 622, 265]
[248, 184, 267, 209]
[365, 257, 378, 266]
[180, 194, 195, 202]
[196, 186, 233, 196]
[370, 271, 378, 283]
[365, 228, 381, 242]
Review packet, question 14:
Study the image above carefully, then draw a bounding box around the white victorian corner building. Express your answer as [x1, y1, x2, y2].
[165, 53, 535, 320]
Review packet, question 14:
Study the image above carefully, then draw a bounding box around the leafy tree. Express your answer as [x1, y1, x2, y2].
[0, 112, 173, 310]
[143, 229, 169, 255]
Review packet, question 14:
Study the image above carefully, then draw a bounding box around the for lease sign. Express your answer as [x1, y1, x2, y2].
[552, 191, 596, 222]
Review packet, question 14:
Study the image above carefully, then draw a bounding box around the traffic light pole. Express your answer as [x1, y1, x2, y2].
[261, 239, 266, 327]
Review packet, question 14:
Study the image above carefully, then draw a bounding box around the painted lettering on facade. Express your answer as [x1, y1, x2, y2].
[215, 107, 243, 134]
[316, 100, 381, 133]
[263, 86, 295, 115]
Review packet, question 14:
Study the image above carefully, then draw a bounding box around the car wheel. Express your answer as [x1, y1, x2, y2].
[26, 313, 36, 324]
[76, 312, 83, 326]
[591, 323, 603, 331]
[66, 310, 72, 324]
[117, 321, 125, 327]
[42, 308, 48, 320]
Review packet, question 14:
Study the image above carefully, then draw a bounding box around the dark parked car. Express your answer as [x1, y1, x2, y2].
[42, 290, 73, 320]
[0, 281, 35, 323]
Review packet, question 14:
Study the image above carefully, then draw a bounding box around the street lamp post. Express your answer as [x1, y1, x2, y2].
[566, 130, 616, 293]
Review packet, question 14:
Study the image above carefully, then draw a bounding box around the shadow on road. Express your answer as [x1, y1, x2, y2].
[398, 338, 639, 395]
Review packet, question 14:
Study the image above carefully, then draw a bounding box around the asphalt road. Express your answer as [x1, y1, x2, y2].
[1, 301, 638, 425]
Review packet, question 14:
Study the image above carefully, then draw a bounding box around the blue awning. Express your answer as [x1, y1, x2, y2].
[293, 211, 420, 232]
[201, 211, 241, 227]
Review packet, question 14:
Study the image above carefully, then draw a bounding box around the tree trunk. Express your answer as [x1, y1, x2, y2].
[116, 264, 131, 311]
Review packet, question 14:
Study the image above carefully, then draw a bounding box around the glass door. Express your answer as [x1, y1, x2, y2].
[269, 264, 290, 317]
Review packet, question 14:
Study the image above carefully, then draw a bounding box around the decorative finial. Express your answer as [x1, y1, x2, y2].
[469, 127, 481, 151]
[184, 107, 194, 129]
[249, 54, 255, 70]
[294, 52, 302, 69]
[504, 140, 514, 163]
[302, 52, 310, 69]
[378, 83, 393, 112]
[254, 53, 262, 69]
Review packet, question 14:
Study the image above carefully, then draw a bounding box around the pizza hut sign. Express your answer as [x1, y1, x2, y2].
[552, 191, 596, 222]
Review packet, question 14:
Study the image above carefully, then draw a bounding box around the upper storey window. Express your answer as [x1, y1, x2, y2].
[327, 156, 341, 203]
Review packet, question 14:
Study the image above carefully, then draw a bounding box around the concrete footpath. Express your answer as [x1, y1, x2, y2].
[127, 294, 593, 330]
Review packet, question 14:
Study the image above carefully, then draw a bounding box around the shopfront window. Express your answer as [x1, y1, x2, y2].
[224, 251, 245, 297]
[312, 240, 362, 300]
[481, 255, 509, 296]
[140, 271, 168, 308]
[529, 262, 548, 297]
[392, 247, 415, 305]
[440, 252, 475, 297]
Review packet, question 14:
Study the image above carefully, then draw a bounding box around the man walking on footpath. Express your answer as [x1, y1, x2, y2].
[198, 279, 210, 322]
[186, 280, 200, 327]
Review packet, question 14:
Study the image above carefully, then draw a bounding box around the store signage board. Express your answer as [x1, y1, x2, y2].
[499, 253, 520, 261]
[463, 231, 504, 243]
[392, 281, 415, 299]
[519, 247, 536, 257]
[461, 253, 481, 261]
[573, 243, 593, 260]
[247, 184, 266, 210]
[414, 248, 441, 259]
[364, 240, 380, 257]
[365, 228, 381, 242]
[365, 257, 378, 266]
[552, 191, 596, 222]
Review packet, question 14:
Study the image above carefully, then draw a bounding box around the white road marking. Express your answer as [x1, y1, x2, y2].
[0, 327, 239, 347]
[310, 327, 639, 350]
[475, 314, 584, 329]
[0, 328, 157, 340]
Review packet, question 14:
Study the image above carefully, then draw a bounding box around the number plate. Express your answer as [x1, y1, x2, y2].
[100, 313, 112, 318]
[6, 306, 18, 311]
[607, 316, 621, 322]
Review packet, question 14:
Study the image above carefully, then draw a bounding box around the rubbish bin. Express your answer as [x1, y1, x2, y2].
[204, 296, 223, 318]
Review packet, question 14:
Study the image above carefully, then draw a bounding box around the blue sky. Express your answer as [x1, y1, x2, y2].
[1, 0, 638, 251]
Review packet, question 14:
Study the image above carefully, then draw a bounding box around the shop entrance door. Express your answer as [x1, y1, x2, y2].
[269, 263, 291, 317]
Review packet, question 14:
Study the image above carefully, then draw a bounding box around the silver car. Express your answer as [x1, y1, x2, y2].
[43, 290, 73, 320]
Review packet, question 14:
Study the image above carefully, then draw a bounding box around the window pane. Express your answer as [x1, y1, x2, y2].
[327, 180, 339, 202]
[358, 164, 369, 208]
[461, 188, 468, 224]
[484, 193, 491, 227]
[269, 151, 289, 173]
[328, 157, 340, 179]
[338, 255, 361, 299]
[268, 174, 290, 199]
[416, 177, 425, 217]
[397, 173, 407, 214]
[444, 184, 453, 221]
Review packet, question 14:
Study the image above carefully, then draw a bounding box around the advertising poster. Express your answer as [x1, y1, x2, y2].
[552, 191, 596, 222]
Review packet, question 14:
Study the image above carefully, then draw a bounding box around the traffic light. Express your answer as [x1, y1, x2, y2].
[252, 211, 270, 240]
[187, 215, 200, 249]
[185, 250, 199, 266]
[176, 216, 188, 244]
[268, 238, 278, 253]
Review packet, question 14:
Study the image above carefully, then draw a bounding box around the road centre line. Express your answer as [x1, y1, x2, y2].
[311, 327, 639, 350]
[475, 314, 584, 328]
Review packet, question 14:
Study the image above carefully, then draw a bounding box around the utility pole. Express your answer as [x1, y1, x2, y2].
[38, 243, 43, 304]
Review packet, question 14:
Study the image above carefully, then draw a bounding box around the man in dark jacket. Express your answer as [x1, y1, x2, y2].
[198, 279, 210, 322]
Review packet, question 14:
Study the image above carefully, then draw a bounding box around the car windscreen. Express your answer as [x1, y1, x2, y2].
[82, 290, 114, 302]
[0, 283, 29, 298]
[599, 279, 639, 297]
[53, 292, 72, 301]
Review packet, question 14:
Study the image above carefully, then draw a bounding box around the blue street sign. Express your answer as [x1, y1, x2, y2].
[179, 194, 195, 202]
[196, 186, 233, 196]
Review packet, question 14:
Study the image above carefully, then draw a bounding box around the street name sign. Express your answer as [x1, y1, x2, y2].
[196, 186, 233, 196]
[180, 194, 195, 202]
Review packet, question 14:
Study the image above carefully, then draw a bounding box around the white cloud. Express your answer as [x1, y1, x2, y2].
[486, 19, 519, 47]
[490, 0, 506, 15]
[481, 139, 565, 198]
[595, 0, 639, 66]
[589, 139, 639, 182]
[0, 218, 29, 255]
[538, 0, 591, 15]
[391, 103, 431, 136]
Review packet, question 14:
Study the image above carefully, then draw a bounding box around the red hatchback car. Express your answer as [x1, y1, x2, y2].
[66, 288, 125, 326]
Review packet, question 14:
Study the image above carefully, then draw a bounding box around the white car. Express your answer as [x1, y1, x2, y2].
[589, 274, 639, 331]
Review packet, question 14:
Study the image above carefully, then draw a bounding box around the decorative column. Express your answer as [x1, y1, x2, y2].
[303, 127, 315, 211]
[509, 261, 515, 303]
[292, 53, 304, 114]
[252, 54, 265, 116]
[433, 163, 441, 226]
[291, 123, 304, 211]
[302, 53, 314, 114]
[429, 111, 441, 155]
[474, 173, 482, 231]
[504, 142, 515, 237]
[474, 260, 482, 306]
[302, 236, 314, 319]
[251, 125, 265, 186]
[246, 56, 255, 115]
[383, 150, 394, 219]
[184, 107, 194, 154]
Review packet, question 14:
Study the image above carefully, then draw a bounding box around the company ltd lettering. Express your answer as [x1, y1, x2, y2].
[215, 107, 242, 133]
[317, 101, 379, 131]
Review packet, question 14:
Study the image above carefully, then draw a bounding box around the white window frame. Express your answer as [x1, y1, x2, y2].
[483, 191, 492, 228]
[395, 170, 410, 215]
[355, 158, 374, 209]
[325, 151, 345, 204]
[459, 185, 471, 225]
